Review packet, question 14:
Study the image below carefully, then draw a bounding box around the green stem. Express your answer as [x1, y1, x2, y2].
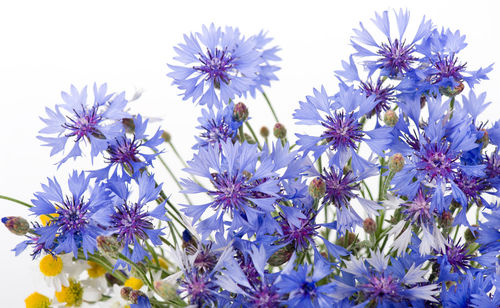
[262, 92, 279, 123]
[245, 122, 262, 149]
[0, 195, 33, 208]
[157, 154, 193, 205]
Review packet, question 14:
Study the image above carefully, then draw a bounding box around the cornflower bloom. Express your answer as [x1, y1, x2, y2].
[38, 84, 128, 165]
[107, 173, 169, 264]
[91, 115, 163, 180]
[168, 24, 262, 108]
[181, 141, 281, 238]
[194, 103, 242, 150]
[29, 171, 112, 258]
[351, 9, 433, 78]
[294, 85, 392, 174]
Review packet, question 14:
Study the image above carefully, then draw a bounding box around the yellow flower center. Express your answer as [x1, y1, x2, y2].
[39, 255, 63, 277]
[55, 279, 83, 307]
[40, 213, 59, 226]
[25, 292, 51, 308]
[124, 277, 143, 290]
[87, 260, 107, 278]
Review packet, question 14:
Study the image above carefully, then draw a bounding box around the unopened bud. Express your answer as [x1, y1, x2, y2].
[439, 211, 454, 228]
[383, 110, 398, 127]
[308, 177, 326, 199]
[122, 118, 135, 133]
[244, 133, 255, 144]
[260, 126, 269, 138]
[233, 102, 249, 122]
[2, 216, 29, 236]
[120, 287, 133, 300]
[335, 232, 358, 249]
[97, 235, 121, 258]
[363, 218, 376, 234]
[389, 153, 405, 173]
[464, 225, 479, 243]
[161, 131, 171, 143]
[273, 123, 286, 139]
[268, 244, 294, 267]
[105, 272, 123, 286]
[155, 280, 178, 301]
[440, 82, 464, 97]
[478, 129, 489, 148]
[129, 290, 146, 304]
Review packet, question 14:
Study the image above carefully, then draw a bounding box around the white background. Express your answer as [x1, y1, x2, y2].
[1, 0, 499, 306]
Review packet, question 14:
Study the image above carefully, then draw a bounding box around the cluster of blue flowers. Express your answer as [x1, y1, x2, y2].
[2, 10, 499, 308]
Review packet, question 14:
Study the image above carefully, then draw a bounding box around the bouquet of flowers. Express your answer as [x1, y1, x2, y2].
[2, 9, 499, 308]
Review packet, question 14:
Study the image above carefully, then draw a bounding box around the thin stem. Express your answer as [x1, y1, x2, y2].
[156, 154, 193, 205]
[245, 122, 262, 149]
[167, 141, 189, 169]
[0, 195, 33, 208]
[262, 92, 279, 123]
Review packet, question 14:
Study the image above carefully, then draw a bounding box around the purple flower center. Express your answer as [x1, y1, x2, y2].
[194, 244, 218, 274]
[445, 242, 472, 272]
[249, 284, 281, 308]
[404, 190, 432, 225]
[56, 196, 90, 234]
[416, 142, 458, 182]
[361, 275, 399, 301]
[486, 152, 500, 179]
[360, 79, 395, 116]
[431, 54, 466, 84]
[208, 172, 268, 213]
[107, 136, 142, 171]
[321, 112, 364, 150]
[111, 203, 152, 244]
[454, 172, 487, 200]
[300, 281, 317, 299]
[194, 48, 235, 85]
[201, 119, 233, 146]
[377, 39, 416, 77]
[322, 170, 359, 208]
[280, 215, 318, 251]
[180, 269, 217, 305]
[62, 106, 103, 141]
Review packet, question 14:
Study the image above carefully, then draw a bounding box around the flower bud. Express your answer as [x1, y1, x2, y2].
[439, 211, 454, 228]
[389, 153, 404, 173]
[233, 102, 249, 122]
[268, 244, 294, 267]
[363, 218, 376, 234]
[105, 272, 123, 286]
[161, 131, 171, 143]
[120, 287, 133, 300]
[464, 225, 479, 243]
[478, 129, 489, 148]
[260, 126, 269, 138]
[335, 232, 358, 249]
[273, 123, 286, 139]
[308, 177, 326, 199]
[122, 118, 135, 133]
[96, 235, 121, 258]
[440, 82, 464, 97]
[129, 290, 146, 304]
[2, 216, 29, 236]
[244, 133, 256, 144]
[383, 110, 398, 127]
[154, 280, 179, 301]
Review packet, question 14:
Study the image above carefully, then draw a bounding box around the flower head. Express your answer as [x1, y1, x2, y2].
[38, 84, 128, 165]
[168, 24, 262, 108]
[194, 104, 242, 149]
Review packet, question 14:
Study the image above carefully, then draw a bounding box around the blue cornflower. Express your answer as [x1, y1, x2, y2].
[107, 173, 169, 264]
[38, 84, 128, 165]
[294, 85, 392, 174]
[335, 55, 397, 118]
[476, 203, 500, 256]
[181, 141, 281, 238]
[390, 96, 483, 213]
[351, 9, 433, 77]
[91, 115, 163, 180]
[321, 167, 382, 233]
[168, 24, 262, 108]
[276, 261, 337, 308]
[194, 103, 242, 149]
[333, 251, 439, 306]
[131, 296, 152, 308]
[29, 171, 112, 258]
[417, 28, 493, 89]
[441, 270, 500, 308]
